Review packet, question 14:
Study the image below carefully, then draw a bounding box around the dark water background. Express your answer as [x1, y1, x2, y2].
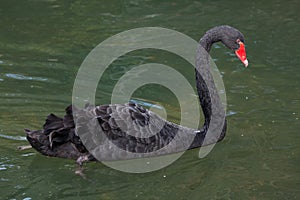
[0, 0, 299, 199]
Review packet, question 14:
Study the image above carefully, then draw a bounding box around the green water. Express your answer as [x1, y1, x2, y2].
[0, 0, 299, 199]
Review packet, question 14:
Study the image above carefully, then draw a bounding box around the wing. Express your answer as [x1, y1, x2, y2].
[74, 102, 179, 154]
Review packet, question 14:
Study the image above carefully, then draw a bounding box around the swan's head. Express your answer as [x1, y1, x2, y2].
[220, 25, 249, 67]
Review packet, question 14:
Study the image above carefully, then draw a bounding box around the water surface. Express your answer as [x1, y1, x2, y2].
[0, 0, 299, 199]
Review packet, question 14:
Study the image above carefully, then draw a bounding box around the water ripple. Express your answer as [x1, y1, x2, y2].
[227, 110, 237, 116]
[0, 133, 27, 141]
[130, 99, 163, 109]
[5, 73, 48, 82]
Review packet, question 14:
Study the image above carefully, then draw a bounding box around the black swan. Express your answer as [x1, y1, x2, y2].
[24, 25, 248, 165]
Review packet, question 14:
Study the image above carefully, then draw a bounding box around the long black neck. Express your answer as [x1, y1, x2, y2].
[199, 27, 223, 52]
[195, 26, 227, 142]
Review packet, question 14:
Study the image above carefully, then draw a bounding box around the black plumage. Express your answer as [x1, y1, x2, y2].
[25, 25, 247, 164]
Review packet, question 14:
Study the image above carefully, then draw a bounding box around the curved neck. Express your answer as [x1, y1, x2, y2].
[199, 28, 223, 52]
[195, 27, 225, 134]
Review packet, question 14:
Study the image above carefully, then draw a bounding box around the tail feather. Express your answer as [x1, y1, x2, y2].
[63, 105, 75, 128]
[24, 105, 92, 160]
[43, 114, 63, 135]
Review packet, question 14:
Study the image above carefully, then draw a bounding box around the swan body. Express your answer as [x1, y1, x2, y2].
[25, 25, 248, 164]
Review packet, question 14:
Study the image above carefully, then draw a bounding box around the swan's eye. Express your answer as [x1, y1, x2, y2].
[237, 38, 245, 44]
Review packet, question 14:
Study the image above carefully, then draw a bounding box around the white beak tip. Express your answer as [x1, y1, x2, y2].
[243, 59, 249, 67]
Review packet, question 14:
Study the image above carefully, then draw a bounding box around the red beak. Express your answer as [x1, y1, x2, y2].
[235, 41, 249, 67]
